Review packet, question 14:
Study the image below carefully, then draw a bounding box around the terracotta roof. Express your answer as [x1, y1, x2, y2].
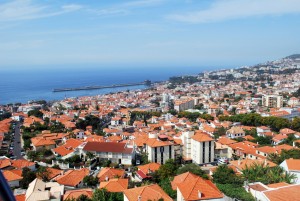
[83, 142, 133, 154]
[249, 183, 268, 191]
[52, 138, 82, 156]
[230, 158, 276, 171]
[192, 133, 214, 142]
[176, 172, 223, 200]
[267, 182, 290, 188]
[3, 169, 23, 181]
[63, 189, 93, 201]
[284, 158, 300, 171]
[123, 184, 172, 201]
[97, 167, 125, 182]
[56, 168, 89, 187]
[99, 178, 128, 192]
[137, 162, 161, 175]
[217, 137, 236, 145]
[36, 167, 62, 180]
[15, 194, 25, 201]
[11, 159, 35, 169]
[0, 158, 11, 169]
[31, 137, 55, 147]
[171, 172, 198, 190]
[145, 138, 172, 148]
[264, 184, 300, 201]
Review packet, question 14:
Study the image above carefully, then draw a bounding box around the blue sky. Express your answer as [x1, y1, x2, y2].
[1, 0, 300, 69]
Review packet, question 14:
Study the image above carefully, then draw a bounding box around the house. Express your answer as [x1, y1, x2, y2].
[83, 142, 134, 165]
[145, 134, 179, 165]
[246, 182, 300, 201]
[63, 189, 93, 201]
[31, 137, 56, 151]
[123, 184, 172, 201]
[226, 126, 245, 139]
[135, 162, 161, 181]
[25, 178, 64, 201]
[257, 126, 271, 137]
[11, 159, 36, 171]
[0, 156, 12, 169]
[172, 172, 223, 201]
[230, 158, 276, 174]
[36, 167, 63, 181]
[191, 132, 215, 165]
[97, 167, 125, 182]
[55, 168, 89, 188]
[280, 158, 300, 184]
[3, 169, 23, 187]
[73, 129, 85, 139]
[52, 138, 83, 159]
[99, 178, 128, 192]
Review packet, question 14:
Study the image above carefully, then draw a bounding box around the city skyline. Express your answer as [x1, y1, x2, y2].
[1, 0, 300, 69]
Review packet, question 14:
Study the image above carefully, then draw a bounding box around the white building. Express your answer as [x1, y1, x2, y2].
[226, 126, 245, 139]
[280, 158, 300, 184]
[262, 94, 283, 108]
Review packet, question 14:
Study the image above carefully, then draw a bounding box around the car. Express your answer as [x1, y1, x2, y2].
[21, 152, 26, 156]
[10, 156, 16, 160]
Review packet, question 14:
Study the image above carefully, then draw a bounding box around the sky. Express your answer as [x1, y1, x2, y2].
[1, 0, 300, 69]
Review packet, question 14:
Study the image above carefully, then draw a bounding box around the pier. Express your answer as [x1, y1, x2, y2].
[52, 81, 151, 92]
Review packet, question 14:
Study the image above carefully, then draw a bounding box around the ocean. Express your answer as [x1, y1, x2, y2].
[0, 66, 220, 105]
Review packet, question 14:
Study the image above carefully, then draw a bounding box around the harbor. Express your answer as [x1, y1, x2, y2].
[52, 80, 151, 92]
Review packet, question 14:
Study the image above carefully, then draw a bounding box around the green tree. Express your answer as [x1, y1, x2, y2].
[83, 175, 98, 187]
[157, 159, 179, 179]
[176, 163, 208, 179]
[213, 165, 243, 185]
[28, 109, 43, 118]
[76, 195, 92, 201]
[159, 178, 176, 198]
[36, 166, 50, 182]
[213, 126, 226, 139]
[20, 167, 36, 188]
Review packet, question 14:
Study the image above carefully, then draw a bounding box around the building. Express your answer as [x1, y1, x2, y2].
[145, 134, 180, 165]
[97, 167, 125, 182]
[174, 99, 195, 112]
[191, 132, 215, 165]
[226, 126, 245, 139]
[262, 95, 283, 108]
[280, 158, 300, 184]
[83, 142, 134, 165]
[172, 172, 223, 201]
[55, 168, 89, 188]
[180, 131, 215, 165]
[123, 184, 172, 201]
[3, 170, 23, 187]
[25, 178, 64, 201]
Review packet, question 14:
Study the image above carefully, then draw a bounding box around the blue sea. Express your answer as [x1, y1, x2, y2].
[0, 66, 223, 105]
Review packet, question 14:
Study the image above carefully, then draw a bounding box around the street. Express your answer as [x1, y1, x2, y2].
[13, 122, 23, 159]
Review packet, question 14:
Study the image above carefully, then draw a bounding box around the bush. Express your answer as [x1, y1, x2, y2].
[216, 184, 255, 201]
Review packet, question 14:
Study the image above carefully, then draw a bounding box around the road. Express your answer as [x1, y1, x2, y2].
[13, 122, 23, 159]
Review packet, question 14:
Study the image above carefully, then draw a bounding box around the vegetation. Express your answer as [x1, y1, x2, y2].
[213, 126, 226, 139]
[83, 175, 98, 187]
[76, 115, 101, 130]
[216, 184, 255, 201]
[92, 189, 123, 201]
[28, 109, 44, 118]
[20, 167, 36, 188]
[268, 149, 300, 164]
[242, 163, 296, 184]
[36, 166, 50, 182]
[0, 112, 12, 121]
[176, 163, 208, 179]
[130, 111, 162, 125]
[219, 113, 295, 132]
[169, 76, 199, 85]
[177, 111, 214, 122]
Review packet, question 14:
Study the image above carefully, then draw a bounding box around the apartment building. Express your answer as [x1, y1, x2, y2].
[262, 95, 283, 108]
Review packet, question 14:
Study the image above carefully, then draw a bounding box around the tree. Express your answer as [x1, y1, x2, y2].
[268, 149, 300, 164]
[159, 178, 176, 198]
[86, 152, 95, 160]
[36, 166, 50, 182]
[157, 159, 179, 179]
[176, 163, 208, 179]
[213, 127, 226, 139]
[20, 167, 36, 188]
[28, 109, 43, 118]
[76, 195, 92, 201]
[213, 165, 243, 185]
[242, 163, 296, 184]
[83, 175, 98, 187]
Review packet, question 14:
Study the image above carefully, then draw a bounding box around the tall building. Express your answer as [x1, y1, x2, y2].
[262, 95, 283, 108]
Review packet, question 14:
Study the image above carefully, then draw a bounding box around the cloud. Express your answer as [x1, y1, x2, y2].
[90, 0, 165, 17]
[167, 0, 300, 23]
[0, 0, 82, 21]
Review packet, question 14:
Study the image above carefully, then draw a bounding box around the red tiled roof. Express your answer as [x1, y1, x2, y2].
[83, 142, 133, 154]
